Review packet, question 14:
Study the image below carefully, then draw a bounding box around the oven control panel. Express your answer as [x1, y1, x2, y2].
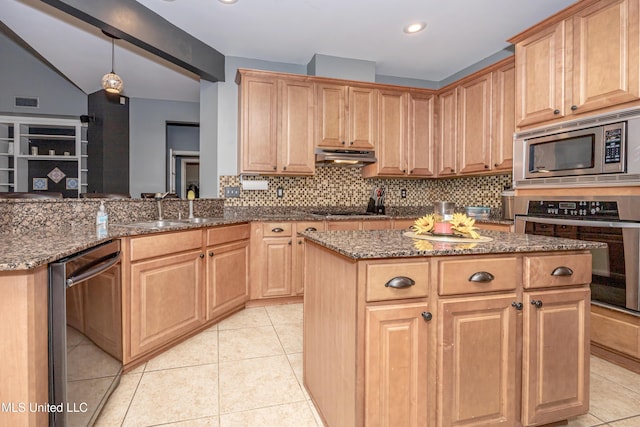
[527, 200, 620, 220]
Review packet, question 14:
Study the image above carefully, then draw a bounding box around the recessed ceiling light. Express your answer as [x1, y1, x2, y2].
[403, 22, 426, 34]
[218, 0, 238, 4]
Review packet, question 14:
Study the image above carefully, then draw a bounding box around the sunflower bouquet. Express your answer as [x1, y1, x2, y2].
[411, 212, 480, 239]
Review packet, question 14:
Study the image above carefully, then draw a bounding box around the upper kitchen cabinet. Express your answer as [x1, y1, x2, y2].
[436, 57, 515, 177]
[316, 83, 377, 150]
[511, 0, 640, 128]
[436, 87, 458, 176]
[362, 89, 436, 178]
[457, 72, 492, 174]
[237, 69, 315, 175]
[491, 59, 516, 172]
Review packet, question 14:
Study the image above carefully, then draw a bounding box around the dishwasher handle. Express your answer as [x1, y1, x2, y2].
[66, 251, 121, 287]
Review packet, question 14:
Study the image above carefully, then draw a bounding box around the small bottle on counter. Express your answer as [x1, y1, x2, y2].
[96, 201, 108, 237]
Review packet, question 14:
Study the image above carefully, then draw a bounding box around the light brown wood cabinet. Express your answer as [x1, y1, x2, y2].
[124, 225, 251, 364]
[250, 221, 325, 300]
[437, 253, 590, 426]
[125, 230, 205, 361]
[237, 69, 315, 175]
[205, 223, 250, 321]
[511, 0, 640, 128]
[362, 89, 436, 178]
[316, 83, 377, 150]
[436, 86, 458, 176]
[457, 72, 492, 174]
[437, 57, 515, 177]
[304, 245, 591, 427]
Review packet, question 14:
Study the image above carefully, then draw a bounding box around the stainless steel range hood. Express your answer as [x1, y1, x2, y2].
[315, 148, 377, 167]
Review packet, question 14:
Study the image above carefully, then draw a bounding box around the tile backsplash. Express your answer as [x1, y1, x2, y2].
[220, 168, 512, 209]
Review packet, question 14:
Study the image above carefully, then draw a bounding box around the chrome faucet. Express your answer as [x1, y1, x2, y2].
[154, 192, 170, 220]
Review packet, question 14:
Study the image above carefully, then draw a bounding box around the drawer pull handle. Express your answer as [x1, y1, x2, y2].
[421, 312, 433, 322]
[551, 266, 573, 277]
[531, 300, 543, 308]
[511, 302, 523, 310]
[305, 227, 317, 232]
[272, 227, 284, 233]
[469, 271, 495, 283]
[385, 276, 415, 289]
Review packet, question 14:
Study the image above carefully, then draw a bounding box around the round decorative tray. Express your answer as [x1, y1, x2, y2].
[403, 231, 493, 243]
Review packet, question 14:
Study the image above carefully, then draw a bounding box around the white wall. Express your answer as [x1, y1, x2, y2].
[129, 98, 199, 198]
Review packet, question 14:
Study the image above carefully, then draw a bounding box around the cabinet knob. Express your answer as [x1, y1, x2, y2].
[421, 312, 433, 322]
[199, 253, 205, 259]
[288, 240, 292, 245]
[553, 109, 560, 115]
[403, 169, 406, 173]
[468, 271, 495, 283]
[494, 163, 499, 167]
[551, 266, 573, 277]
[409, 169, 414, 174]
[209, 252, 214, 257]
[531, 299, 543, 308]
[349, 141, 354, 145]
[273, 166, 277, 170]
[384, 276, 416, 289]
[484, 164, 489, 169]
[283, 166, 287, 170]
[298, 240, 302, 245]
[571, 105, 578, 111]
[304, 227, 317, 232]
[511, 301, 523, 311]
[341, 141, 346, 145]
[272, 227, 284, 233]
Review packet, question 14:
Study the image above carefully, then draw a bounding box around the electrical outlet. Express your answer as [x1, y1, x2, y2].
[276, 186, 284, 198]
[224, 186, 240, 198]
[401, 188, 407, 198]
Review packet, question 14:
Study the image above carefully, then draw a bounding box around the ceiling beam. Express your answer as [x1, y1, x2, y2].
[41, 0, 225, 82]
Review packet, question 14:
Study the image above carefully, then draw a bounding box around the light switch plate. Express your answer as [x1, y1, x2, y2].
[224, 186, 240, 198]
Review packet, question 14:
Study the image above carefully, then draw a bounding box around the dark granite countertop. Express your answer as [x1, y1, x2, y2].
[0, 207, 514, 271]
[299, 229, 606, 259]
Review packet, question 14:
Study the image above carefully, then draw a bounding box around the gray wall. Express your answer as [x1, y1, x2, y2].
[129, 98, 199, 198]
[0, 32, 86, 117]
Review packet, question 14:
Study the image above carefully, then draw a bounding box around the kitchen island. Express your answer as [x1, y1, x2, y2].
[301, 229, 605, 427]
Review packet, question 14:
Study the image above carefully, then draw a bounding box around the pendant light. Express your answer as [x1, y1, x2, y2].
[101, 31, 124, 94]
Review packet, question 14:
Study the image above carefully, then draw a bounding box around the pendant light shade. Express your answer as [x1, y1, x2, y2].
[102, 34, 123, 94]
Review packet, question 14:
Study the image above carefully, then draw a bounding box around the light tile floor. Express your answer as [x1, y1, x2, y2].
[96, 303, 640, 427]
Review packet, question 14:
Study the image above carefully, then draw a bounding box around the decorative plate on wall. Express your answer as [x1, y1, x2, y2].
[47, 167, 66, 184]
[66, 177, 79, 190]
[33, 177, 48, 191]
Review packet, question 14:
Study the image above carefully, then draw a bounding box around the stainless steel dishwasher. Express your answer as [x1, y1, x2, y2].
[49, 239, 122, 427]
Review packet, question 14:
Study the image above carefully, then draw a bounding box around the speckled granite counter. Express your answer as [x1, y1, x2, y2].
[299, 229, 606, 259]
[0, 202, 514, 271]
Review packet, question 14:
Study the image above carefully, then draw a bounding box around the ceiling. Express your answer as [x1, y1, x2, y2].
[2, 0, 576, 103]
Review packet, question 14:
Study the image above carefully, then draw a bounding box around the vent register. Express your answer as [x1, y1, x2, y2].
[15, 97, 39, 108]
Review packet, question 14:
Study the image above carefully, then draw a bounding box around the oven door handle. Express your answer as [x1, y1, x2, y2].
[66, 251, 121, 287]
[516, 215, 640, 229]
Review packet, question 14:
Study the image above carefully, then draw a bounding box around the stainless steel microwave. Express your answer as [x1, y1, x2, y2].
[513, 108, 640, 188]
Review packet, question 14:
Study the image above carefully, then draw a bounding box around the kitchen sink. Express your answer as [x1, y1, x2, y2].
[176, 217, 223, 224]
[113, 220, 187, 229]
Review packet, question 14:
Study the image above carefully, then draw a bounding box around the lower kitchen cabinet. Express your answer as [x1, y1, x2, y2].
[522, 287, 590, 425]
[250, 221, 324, 300]
[304, 245, 592, 427]
[124, 229, 205, 362]
[365, 302, 430, 426]
[128, 248, 204, 360]
[438, 293, 517, 426]
[205, 224, 250, 320]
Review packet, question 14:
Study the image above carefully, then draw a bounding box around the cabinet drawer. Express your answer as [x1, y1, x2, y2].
[523, 253, 591, 289]
[262, 222, 293, 237]
[362, 219, 391, 230]
[438, 256, 518, 296]
[295, 221, 325, 234]
[364, 261, 429, 302]
[206, 223, 250, 246]
[129, 230, 202, 262]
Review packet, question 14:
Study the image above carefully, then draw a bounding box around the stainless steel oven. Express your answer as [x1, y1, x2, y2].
[515, 196, 640, 314]
[49, 240, 122, 426]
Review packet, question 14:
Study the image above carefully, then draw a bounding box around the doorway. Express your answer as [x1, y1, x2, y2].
[166, 122, 199, 198]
